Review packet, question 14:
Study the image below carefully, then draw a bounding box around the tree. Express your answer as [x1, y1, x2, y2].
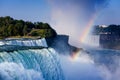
[0, 16, 57, 38]
[23, 25, 28, 36]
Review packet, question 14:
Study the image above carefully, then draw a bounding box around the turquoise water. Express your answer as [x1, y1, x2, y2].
[0, 38, 119, 80]
[0, 48, 64, 80]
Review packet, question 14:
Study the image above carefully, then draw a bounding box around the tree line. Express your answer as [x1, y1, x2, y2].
[0, 16, 57, 38]
[92, 25, 120, 35]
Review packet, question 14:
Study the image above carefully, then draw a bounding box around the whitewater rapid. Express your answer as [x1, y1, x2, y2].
[0, 62, 44, 80]
[1, 38, 119, 80]
[0, 38, 65, 80]
[0, 38, 47, 47]
[0, 48, 64, 80]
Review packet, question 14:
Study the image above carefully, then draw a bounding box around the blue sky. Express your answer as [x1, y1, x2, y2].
[95, 0, 120, 25]
[0, 0, 120, 40]
[0, 0, 51, 22]
[0, 0, 119, 24]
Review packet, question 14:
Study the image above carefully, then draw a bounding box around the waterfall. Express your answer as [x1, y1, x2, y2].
[0, 48, 64, 80]
[85, 35, 100, 47]
[0, 62, 44, 80]
[0, 38, 47, 47]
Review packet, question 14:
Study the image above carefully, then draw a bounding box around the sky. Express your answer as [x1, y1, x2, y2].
[0, 0, 120, 45]
[0, 0, 51, 22]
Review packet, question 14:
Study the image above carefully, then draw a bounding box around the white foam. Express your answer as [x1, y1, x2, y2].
[0, 38, 48, 47]
[0, 62, 44, 80]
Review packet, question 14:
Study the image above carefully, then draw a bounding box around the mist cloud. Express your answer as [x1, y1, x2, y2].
[48, 0, 109, 45]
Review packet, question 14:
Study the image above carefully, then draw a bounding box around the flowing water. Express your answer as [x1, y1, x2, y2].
[0, 48, 64, 80]
[0, 39, 119, 80]
[0, 38, 64, 80]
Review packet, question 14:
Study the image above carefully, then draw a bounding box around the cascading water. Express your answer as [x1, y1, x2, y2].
[0, 38, 64, 80]
[0, 62, 44, 80]
[84, 35, 100, 47]
[0, 38, 47, 47]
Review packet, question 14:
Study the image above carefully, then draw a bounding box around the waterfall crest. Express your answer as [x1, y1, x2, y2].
[0, 38, 47, 47]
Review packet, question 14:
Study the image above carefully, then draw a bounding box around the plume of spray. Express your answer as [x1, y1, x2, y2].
[48, 0, 110, 47]
[87, 49, 120, 80]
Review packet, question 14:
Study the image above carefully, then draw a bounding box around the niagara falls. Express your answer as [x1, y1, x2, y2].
[0, 0, 120, 80]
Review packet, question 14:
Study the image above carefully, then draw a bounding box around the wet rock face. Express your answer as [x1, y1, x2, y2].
[100, 34, 120, 50]
[46, 35, 80, 55]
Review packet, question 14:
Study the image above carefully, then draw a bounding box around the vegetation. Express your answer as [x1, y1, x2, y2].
[0, 16, 57, 39]
[92, 25, 120, 35]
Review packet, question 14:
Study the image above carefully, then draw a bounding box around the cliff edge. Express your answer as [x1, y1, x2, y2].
[46, 35, 81, 55]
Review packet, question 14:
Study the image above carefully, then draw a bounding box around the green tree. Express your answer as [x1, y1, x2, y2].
[0, 16, 57, 38]
[23, 25, 28, 36]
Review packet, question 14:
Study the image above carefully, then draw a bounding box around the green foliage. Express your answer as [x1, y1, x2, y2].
[0, 16, 57, 38]
[29, 29, 56, 38]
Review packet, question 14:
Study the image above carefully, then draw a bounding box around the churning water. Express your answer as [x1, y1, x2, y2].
[0, 39, 119, 80]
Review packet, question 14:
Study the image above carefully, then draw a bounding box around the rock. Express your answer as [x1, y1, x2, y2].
[46, 35, 81, 55]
